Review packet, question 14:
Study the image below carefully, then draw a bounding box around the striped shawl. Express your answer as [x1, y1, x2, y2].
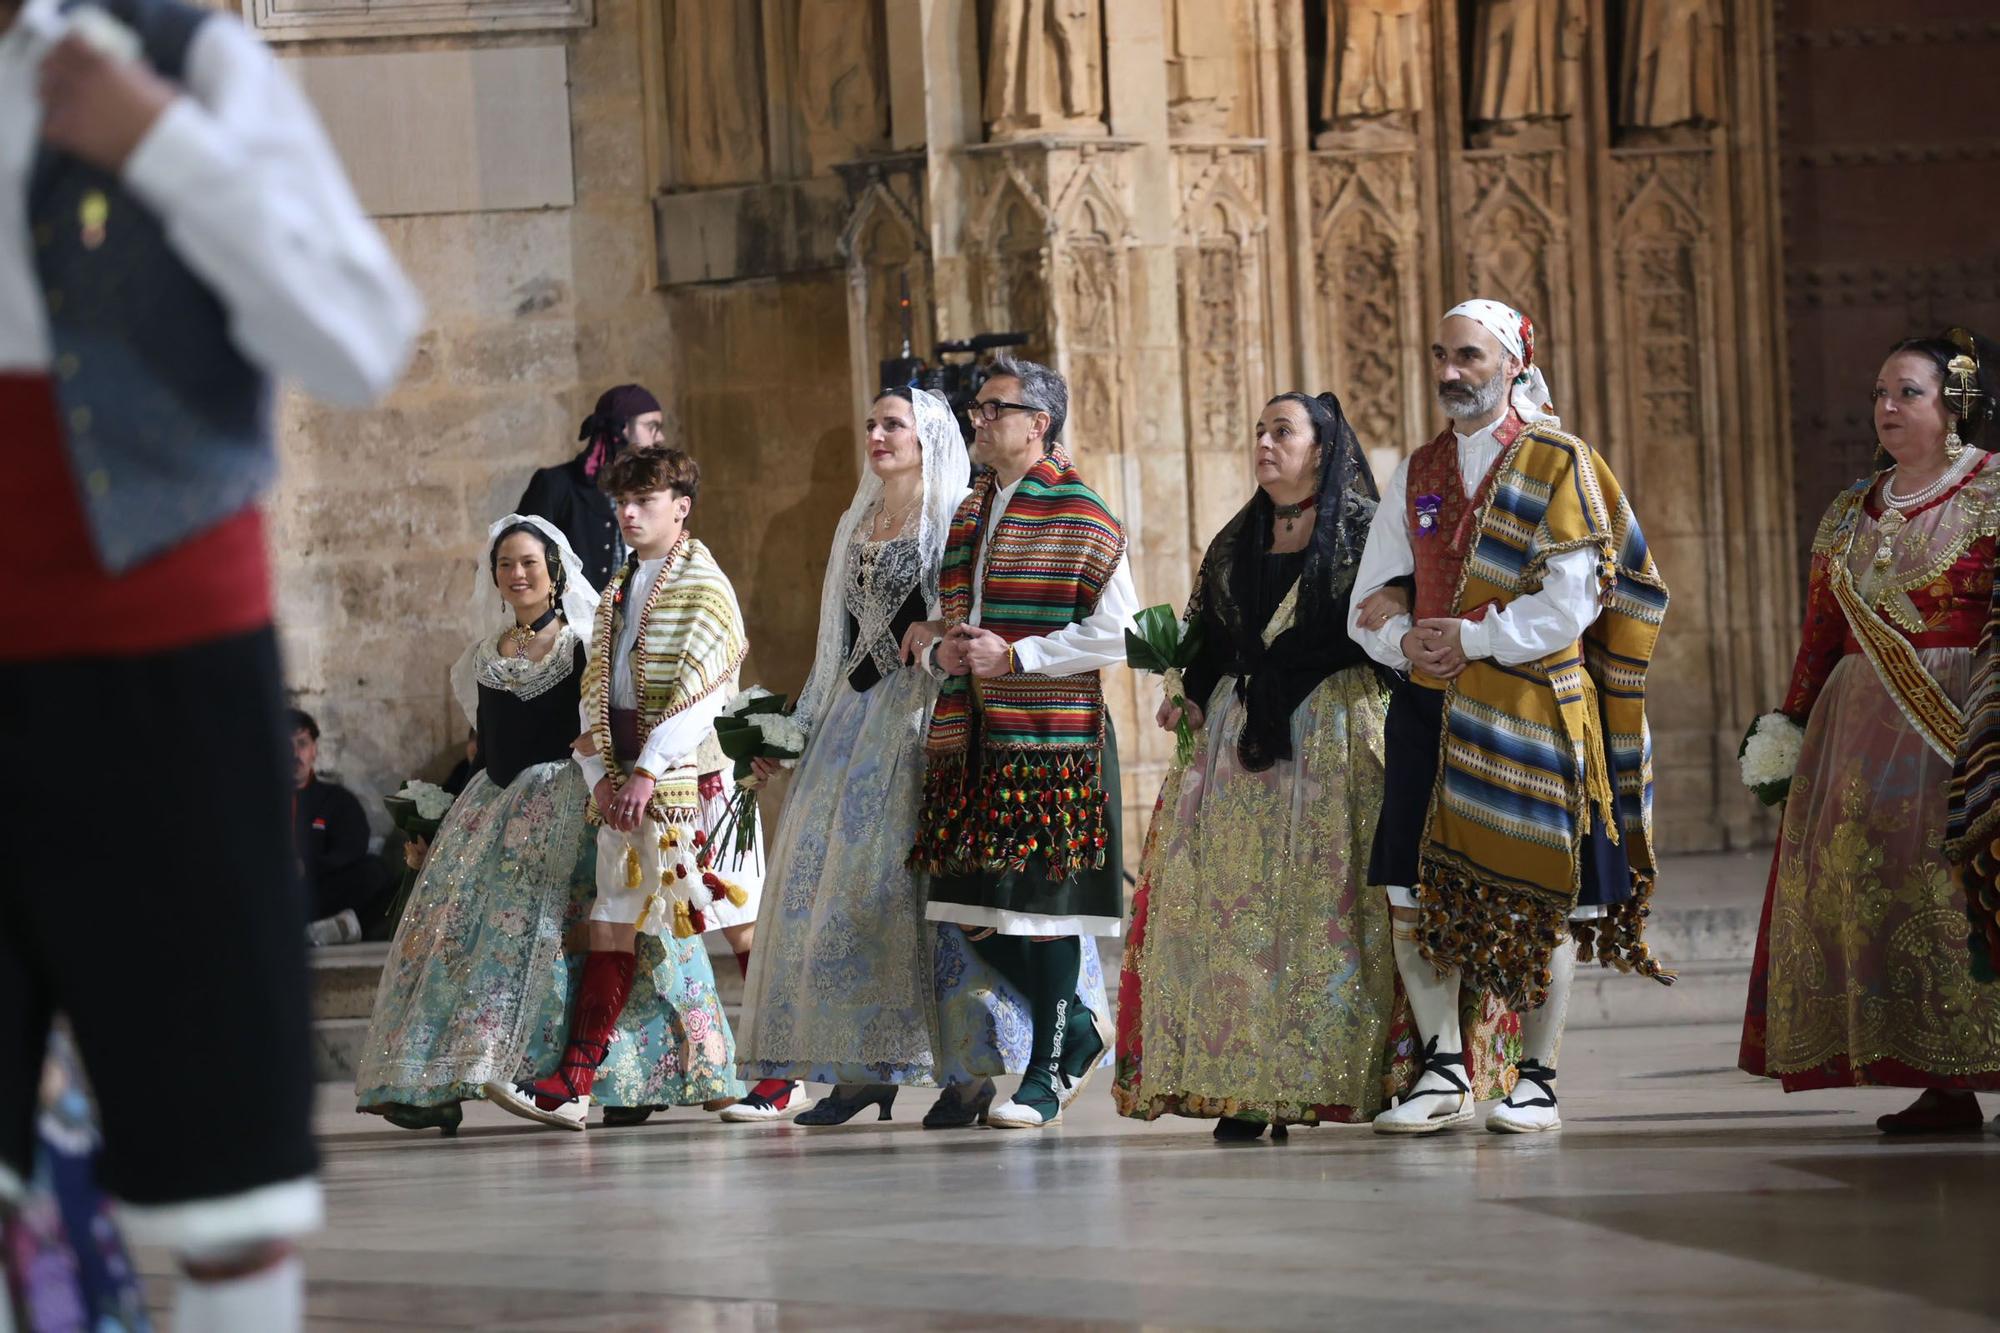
[1418, 425, 1673, 1008]
[912, 449, 1127, 880]
[581, 535, 746, 822]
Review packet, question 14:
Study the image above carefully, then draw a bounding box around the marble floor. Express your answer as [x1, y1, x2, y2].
[140, 1021, 1999, 1331]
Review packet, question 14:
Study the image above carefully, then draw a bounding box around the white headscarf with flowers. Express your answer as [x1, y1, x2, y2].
[1444, 298, 1559, 427]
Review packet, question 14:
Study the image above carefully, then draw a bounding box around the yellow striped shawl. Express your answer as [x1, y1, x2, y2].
[1417, 426, 1673, 1007]
[581, 535, 747, 821]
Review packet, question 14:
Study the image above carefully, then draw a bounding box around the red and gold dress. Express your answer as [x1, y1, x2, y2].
[1741, 451, 2000, 1090]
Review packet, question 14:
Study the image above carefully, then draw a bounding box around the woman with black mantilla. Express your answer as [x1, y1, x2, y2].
[1115, 393, 1420, 1138]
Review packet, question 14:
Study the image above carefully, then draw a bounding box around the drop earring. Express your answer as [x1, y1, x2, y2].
[1946, 425, 1967, 461]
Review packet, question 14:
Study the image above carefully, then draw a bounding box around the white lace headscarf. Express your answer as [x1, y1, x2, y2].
[448, 513, 602, 727]
[1443, 297, 1560, 427]
[792, 387, 969, 737]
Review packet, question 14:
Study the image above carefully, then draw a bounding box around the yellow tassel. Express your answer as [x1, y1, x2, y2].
[1578, 688, 1619, 846]
[672, 899, 695, 939]
[624, 844, 643, 889]
[723, 879, 749, 909]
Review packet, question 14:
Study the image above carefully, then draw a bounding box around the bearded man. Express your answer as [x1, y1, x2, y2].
[1348, 299, 1673, 1135]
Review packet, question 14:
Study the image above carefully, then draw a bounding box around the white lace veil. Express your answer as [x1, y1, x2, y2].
[792, 387, 969, 736]
[448, 512, 602, 728]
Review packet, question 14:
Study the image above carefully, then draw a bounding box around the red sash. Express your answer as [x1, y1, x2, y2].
[0, 374, 269, 660]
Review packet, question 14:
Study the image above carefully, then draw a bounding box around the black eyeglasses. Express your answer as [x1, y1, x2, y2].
[968, 399, 1040, 422]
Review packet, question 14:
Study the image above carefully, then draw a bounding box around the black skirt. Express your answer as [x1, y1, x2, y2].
[1367, 677, 1632, 906]
[925, 720, 1125, 931]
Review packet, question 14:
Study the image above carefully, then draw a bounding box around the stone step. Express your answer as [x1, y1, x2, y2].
[310, 943, 391, 1021]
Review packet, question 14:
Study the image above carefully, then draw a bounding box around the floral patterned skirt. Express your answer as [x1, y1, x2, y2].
[1115, 668, 1519, 1124]
[356, 763, 586, 1109]
[736, 667, 1107, 1086]
[356, 761, 741, 1111]
[1741, 650, 2000, 1090]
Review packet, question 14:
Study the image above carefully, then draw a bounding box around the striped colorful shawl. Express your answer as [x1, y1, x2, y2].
[1417, 426, 1673, 1008]
[912, 449, 1127, 880]
[582, 535, 746, 820]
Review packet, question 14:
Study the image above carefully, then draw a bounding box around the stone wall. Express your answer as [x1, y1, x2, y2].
[267, 0, 1796, 858]
[269, 1, 679, 805]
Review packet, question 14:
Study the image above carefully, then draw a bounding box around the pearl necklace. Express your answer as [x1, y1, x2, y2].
[1872, 451, 1977, 569]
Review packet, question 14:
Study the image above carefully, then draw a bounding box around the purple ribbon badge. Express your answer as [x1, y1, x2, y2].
[1414, 493, 1443, 537]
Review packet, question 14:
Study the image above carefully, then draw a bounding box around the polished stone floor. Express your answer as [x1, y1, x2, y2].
[141, 1021, 1999, 1331]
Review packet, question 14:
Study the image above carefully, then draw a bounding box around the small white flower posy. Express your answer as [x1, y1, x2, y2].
[1739, 712, 1804, 796]
[396, 780, 455, 821]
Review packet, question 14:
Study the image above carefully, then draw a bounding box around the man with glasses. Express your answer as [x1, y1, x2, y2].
[901, 354, 1138, 1128]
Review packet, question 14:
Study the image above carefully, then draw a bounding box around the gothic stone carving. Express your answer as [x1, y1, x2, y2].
[1320, 0, 1425, 138]
[1457, 152, 1570, 390]
[985, 0, 1107, 142]
[799, 0, 891, 173]
[670, 0, 766, 188]
[1174, 148, 1270, 540]
[1165, 0, 1240, 136]
[1468, 0, 1585, 135]
[1309, 153, 1423, 459]
[839, 162, 931, 388]
[1620, 0, 1724, 130]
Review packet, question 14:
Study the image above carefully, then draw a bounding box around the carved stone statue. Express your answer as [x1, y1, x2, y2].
[1166, 0, 1238, 136]
[1322, 0, 1425, 124]
[1620, 0, 1723, 129]
[1468, 0, 1585, 127]
[985, 0, 1107, 141]
[671, 0, 766, 187]
[799, 0, 891, 172]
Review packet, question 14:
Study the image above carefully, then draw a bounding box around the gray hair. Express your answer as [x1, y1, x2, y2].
[987, 353, 1068, 447]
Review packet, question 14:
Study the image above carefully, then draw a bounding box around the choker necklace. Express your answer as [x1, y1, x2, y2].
[1273, 493, 1319, 533]
[502, 606, 560, 657]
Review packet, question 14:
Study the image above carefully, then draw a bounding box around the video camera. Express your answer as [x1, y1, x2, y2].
[876, 276, 1031, 443]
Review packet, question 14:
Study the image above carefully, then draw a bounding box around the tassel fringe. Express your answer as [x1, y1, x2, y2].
[909, 747, 1110, 881]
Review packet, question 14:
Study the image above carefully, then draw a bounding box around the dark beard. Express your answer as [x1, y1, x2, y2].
[1437, 372, 1506, 422]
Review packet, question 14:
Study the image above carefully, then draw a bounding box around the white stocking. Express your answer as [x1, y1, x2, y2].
[1391, 919, 1464, 1076]
[1518, 935, 1576, 1068]
[173, 1250, 304, 1333]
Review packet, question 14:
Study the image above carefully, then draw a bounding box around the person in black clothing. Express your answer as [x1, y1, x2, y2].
[516, 383, 665, 588]
[1116, 391, 1419, 1141]
[289, 709, 396, 943]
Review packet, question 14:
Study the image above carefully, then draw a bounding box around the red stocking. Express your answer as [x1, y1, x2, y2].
[522, 950, 636, 1109]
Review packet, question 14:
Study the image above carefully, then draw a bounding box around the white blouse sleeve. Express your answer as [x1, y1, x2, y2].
[1009, 550, 1140, 677]
[1458, 547, 1604, 665]
[1347, 457, 1416, 671]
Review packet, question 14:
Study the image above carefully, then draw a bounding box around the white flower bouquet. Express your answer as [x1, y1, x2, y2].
[1738, 712, 1804, 807]
[708, 688, 804, 869]
[381, 779, 458, 932]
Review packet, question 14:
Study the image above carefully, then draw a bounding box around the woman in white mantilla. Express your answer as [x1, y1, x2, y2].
[732, 386, 1108, 1127]
[356, 515, 740, 1133]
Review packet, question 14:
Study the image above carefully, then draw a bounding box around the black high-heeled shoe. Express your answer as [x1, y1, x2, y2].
[922, 1077, 997, 1129]
[796, 1084, 897, 1125]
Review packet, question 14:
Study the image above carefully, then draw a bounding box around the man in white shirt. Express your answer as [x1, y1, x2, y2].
[0, 1, 419, 1329]
[486, 446, 752, 1133]
[1348, 298, 1669, 1137]
[903, 355, 1136, 1129]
